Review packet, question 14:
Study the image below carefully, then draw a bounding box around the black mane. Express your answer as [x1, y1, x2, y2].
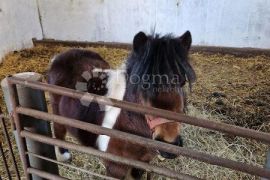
[126, 33, 196, 95]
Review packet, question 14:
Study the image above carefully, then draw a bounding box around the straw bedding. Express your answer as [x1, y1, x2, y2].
[0, 45, 269, 179]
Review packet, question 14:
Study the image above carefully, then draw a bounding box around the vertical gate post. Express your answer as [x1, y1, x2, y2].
[1, 72, 59, 180]
[0, 142, 12, 180]
[0, 107, 21, 180]
[262, 150, 270, 180]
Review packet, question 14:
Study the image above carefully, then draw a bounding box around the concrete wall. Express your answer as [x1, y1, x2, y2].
[1, 0, 270, 62]
[0, 0, 42, 61]
[38, 0, 270, 49]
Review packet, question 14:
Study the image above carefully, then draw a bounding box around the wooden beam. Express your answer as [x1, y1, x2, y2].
[32, 38, 270, 57]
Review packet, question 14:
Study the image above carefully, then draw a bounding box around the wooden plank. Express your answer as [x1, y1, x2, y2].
[32, 38, 270, 57]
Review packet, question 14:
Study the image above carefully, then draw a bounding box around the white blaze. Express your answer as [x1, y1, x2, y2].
[96, 68, 126, 151]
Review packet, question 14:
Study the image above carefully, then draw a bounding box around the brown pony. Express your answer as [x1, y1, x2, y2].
[47, 31, 196, 179]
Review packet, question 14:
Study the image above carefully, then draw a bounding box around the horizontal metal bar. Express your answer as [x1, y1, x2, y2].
[21, 130, 198, 180]
[27, 168, 67, 180]
[26, 151, 118, 180]
[17, 107, 270, 178]
[8, 76, 270, 145]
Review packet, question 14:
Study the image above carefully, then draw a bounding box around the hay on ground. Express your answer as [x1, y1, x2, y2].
[0, 45, 269, 179]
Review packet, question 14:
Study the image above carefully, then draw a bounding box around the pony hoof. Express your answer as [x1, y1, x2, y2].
[58, 152, 72, 162]
[157, 155, 165, 161]
[55, 147, 72, 162]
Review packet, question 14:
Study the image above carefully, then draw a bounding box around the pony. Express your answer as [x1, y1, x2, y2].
[47, 30, 196, 179]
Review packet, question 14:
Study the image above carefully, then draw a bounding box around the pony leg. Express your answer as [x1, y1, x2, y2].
[146, 172, 152, 180]
[105, 161, 129, 179]
[53, 122, 71, 162]
[49, 94, 71, 161]
[105, 161, 144, 180]
[126, 168, 145, 180]
[105, 138, 154, 179]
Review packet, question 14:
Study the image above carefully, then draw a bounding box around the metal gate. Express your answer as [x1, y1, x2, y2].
[2, 75, 270, 179]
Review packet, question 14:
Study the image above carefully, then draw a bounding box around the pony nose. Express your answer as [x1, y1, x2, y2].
[156, 136, 183, 159]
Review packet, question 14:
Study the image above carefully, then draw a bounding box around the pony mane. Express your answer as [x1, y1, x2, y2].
[126, 33, 196, 95]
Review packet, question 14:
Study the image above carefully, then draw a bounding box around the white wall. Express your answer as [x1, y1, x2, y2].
[1, 0, 270, 62]
[0, 0, 42, 62]
[39, 0, 270, 49]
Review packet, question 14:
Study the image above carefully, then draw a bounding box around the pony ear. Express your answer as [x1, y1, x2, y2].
[133, 31, 148, 53]
[179, 31, 192, 51]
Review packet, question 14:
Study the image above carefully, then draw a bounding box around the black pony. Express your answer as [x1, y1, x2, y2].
[48, 31, 196, 179]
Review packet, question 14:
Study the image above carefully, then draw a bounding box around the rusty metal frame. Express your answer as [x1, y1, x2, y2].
[25, 151, 118, 180]
[21, 130, 196, 180]
[0, 109, 21, 180]
[16, 107, 270, 178]
[7, 80, 31, 180]
[0, 142, 12, 180]
[8, 76, 270, 144]
[27, 168, 66, 180]
[6, 76, 270, 179]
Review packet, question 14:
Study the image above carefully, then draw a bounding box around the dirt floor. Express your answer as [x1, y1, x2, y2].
[0, 45, 269, 179]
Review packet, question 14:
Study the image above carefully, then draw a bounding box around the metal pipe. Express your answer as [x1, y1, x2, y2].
[26, 152, 118, 180]
[0, 112, 21, 180]
[8, 76, 270, 145]
[3, 73, 59, 180]
[6, 80, 30, 180]
[262, 150, 270, 180]
[21, 130, 199, 180]
[17, 107, 270, 178]
[0, 142, 12, 180]
[27, 168, 67, 180]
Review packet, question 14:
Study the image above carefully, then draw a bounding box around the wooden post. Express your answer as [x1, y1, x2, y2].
[1, 72, 59, 180]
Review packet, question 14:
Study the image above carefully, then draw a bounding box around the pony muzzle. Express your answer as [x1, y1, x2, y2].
[156, 135, 183, 159]
[146, 115, 172, 130]
[146, 115, 183, 159]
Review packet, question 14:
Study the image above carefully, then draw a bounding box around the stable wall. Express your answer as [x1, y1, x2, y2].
[1, 0, 270, 62]
[0, 0, 42, 62]
[38, 0, 270, 49]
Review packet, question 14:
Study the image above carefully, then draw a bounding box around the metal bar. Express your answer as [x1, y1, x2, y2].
[6, 80, 31, 180]
[266, 150, 270, 169]
[0, 114, 21, 180]
[26, 152, 118, 180]
[3, 73, 59, 180]
[21, 130, 199, 180]
[27, 168, 66, 180]
[8, 76, 270, 145]
[262, 150, 270, 180]
[16, 107, 270, 177]
[17, 107, 270, 178]
[0, 143, 12, 180]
